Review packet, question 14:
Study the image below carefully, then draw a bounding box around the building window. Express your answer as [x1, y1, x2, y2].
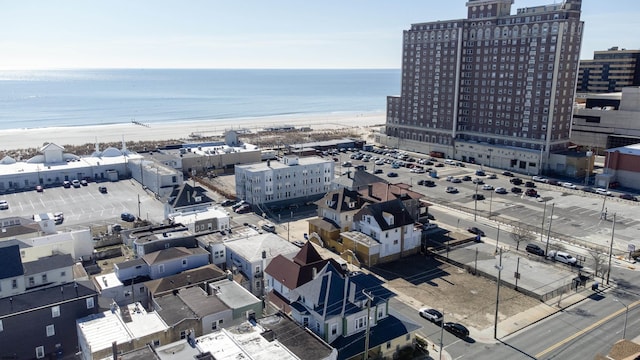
[29, 277, 35, 287]
[158, 264, 165, 273]
[331, 323, 337, 335]
[11, 279, 17, 289]
[0, 319, 3, 332]
[180, 330, 187, 339]
[35, 346, 45, 359]
[153, 340, 160, 347]
[355, 316, 367, 330]
[60, 271, 66, 277]
[86, 298, 95, 309]
[182, 259, 187, 267]
[42, 274, 47, 283]
[51, 306, 60, 318]
[387, 341, 392, 349]
[46, 324, 55, 337]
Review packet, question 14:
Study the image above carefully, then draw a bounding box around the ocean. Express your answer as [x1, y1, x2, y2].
[0, 69, 400, 131]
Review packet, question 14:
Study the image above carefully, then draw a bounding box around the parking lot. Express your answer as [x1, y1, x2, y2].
[0, 179, 166, 230]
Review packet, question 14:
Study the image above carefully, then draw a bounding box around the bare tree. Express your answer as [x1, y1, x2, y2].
[511, 226, 533, 251]
[588, 247, 608, 281]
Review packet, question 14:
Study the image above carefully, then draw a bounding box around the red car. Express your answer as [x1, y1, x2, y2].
[525, 189, 538, 197]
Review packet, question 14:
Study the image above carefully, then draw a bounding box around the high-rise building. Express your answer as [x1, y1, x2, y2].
[577, 47, 640, 93]
[382, 0, 583, 174]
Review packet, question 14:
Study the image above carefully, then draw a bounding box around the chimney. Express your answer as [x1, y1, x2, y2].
[368, 184, 373, 197]
[112, 341, 119, 358]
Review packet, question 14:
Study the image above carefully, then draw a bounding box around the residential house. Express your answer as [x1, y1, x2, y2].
[15, 228, 94, 263]
[224, 233, 301, 297]
[330, 168, 387, 191]
[76, 302, 172, 360]
[309, 188, 364, 247]
[114, 247, 209, 282]
[163, 182, 216, 219]
[265, 242, 348, 313]
[121, 223, 197, 257]
[144, 264, 227, 305]
[169, 207, 230, 234]
[289, 262, 419, 360]
[23, 254, 75, 291]
[0, 244, 25, 298]
[0, 281, 98, 360]
[195, 225, 260, 269]
[207, 278, 263, 327]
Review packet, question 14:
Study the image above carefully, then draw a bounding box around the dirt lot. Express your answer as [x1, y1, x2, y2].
[373, 254, 540, 331]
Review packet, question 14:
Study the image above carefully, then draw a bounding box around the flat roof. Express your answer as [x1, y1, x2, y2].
[196, 326, 298, 360]
[224, 233, 300, 262]
[94, 272, 123, 291]
[170, 207, 229, 225]
[210, 279, 261, 309]
[235, 155, 332, 172]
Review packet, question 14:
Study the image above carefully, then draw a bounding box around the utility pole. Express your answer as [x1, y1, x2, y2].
[362, 290, 374, 360]
[474, 183, 479, 221]
[439, 308, 444, 360]
[540, 201, 547, 243]
[607, 213, 616, 285]
[494, 248, 503, 339]
[544, 203, 555, 256]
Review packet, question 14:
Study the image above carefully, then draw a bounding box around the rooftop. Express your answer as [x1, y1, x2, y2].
[23, 253, 74, 275]
[196, 325, 298, 360]
[210, 279, 261, 309]
[224, 233, 300, 262]
[235, 155, 332, 172]
[0, 281, 95, 317]
[144, 264, 227, 296]
[170, 207, 228, 225]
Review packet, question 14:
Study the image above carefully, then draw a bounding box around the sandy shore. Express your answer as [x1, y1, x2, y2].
[0, 112, 385, 151]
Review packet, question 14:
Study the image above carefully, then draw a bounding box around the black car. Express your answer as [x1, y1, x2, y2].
[525, 243, 545, 256]
[524, 181, 536, 188]
[98, 186, 108, 194]
[511, 187, 522, 194]
[510, 178, 523, 185]
[435, 163, 444, 168]
[462, 175, 472, 181]
[387, 172, 398, 177]
[444, 322, 469, 338]
[475, 170, 486, 176]
[120, 212, 135, 222]
[220, 199, 236, 207]
[417, 179, 425, 185]
[374, 169, 383, 174]
[581, 186, 595, 193]
[423, 180, 436, 187]
[472, 193, 485, 200]
[467, 227, 485, 237]
[502, 171, 514, 177]
[620, 193, 638, 201]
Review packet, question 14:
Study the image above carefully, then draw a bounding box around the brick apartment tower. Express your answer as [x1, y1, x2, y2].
[384, 0, 583, 174]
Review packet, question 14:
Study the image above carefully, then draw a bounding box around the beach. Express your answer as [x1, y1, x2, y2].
[0, 112, 386, 151]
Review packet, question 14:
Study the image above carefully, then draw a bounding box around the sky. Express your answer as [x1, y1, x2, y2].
[1, 0, 638, 70]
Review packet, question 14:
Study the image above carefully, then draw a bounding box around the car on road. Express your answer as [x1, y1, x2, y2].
[98, 186, 108, 194]
[581, 186, 594, 193]
[0, 200, 8, 210]
[35, 185, 44, 192]
[524, 181, 536, 188]
[595, 188, 612, 196]
[562, 182, 577, 189]
[525, 189, 538, 197]
[547, 250, 577, 266]
[342, 161, 352, 167]
[435, 163, 444, 168]
[494, 187, 507, 194]
[532, 176, 547, 183]
[511, 187, 522, 194]
[120, 212, 135, 222]
[467, 227, 485, 236]
[510, 178, 523, 185]
[63, 180, 71, 188]
[451, 178, 462, 183]
[525, 243, 545, 256]
[482, 184, 494, 190]
[472, 193, 485, 200]
[488, 174, 497, 179]
[445, 186, 458, 194]
[620, 193, 638, 201]
[502, 171, 514, 177]
[71, 179, 81, 188]
[472, 178, 484, 185]
[261, 223, 276, 233]
[419, 308, 443, 323]
[220, 199, 235, 207]
[475, 170, 486, 176]
[387, 172, 398, 178]
[443, 322, 469, 338]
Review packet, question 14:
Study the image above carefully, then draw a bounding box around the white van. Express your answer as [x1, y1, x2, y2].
[445, 159, 456, 165]
[261, 223, 276, 233]
[548, 250, 577, 265]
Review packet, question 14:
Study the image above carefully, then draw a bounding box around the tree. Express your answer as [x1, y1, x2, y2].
[588, 247, 608, 281]
[511, 226, 533, 251]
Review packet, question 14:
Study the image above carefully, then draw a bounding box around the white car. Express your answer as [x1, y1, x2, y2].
[445, 186, 458, 193]
[410, 168, 425, 173]
[482, 184, 494, 190]
[548, 250, 577, 265]
[0, 200, 8, 210]
[532, 176, 548, 183]
[419, 308, 443, 323]
[562, 182, 577, 189]
[595, 188, 612, 196]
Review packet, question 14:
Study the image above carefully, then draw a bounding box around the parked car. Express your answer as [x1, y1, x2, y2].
[374, 169, 383, 174]
[261, 223, 276, 233]
[525, 243, 545, 256]
[472, 193, 485, 200]
[443, 322, 469, 338]
[80, 179, 88, 186]
[292, 240, 306, 248]
[120, 212, 135, 222]
[475, 170, 486, 176]
[231, 200, 247, 210]
[235, 204, 251, 213]
[524, 181, 536, 188]
[53, 212, 64, 225]
[63, 180, 71, 188]
[510, 178, 523, 185]
[0, 200, 8, 210]
[532, 176, 547, 183]
[98, 186, 108, 194]
[35, 185, 44, 192]
[562, 182, 577, 189]
[342, 161, 352, 167]
[488, 174, 497, 179]
[467, 227, 485, 237]
[419, 308, 443, 323]
[547, 250, 577, 265]
[445, 186, 459, 194]
[435, 163, 444, 168]
[482, 184, 494, 190]
[525, 189, 538, 197]
[494, 187, 507, 194]
[595, 188, 612, 196]
[71, 179, 81, 188]
[620, 193, 638, 201]
[547, 179, 560, 186]
[511, 187, 522, 194]
[462, 175, 472, 181]
[581, 186, 594, 193]
[472, 178, 484, 185]
[502, 171, 514, 177]
[387, 172, 398, 178]
[423, 180, 436, 187]
[451, 178, 462, 183]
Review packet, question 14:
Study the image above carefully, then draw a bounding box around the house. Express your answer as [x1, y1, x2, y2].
[114, 247, 210, 282]
[224, 233, 301, 297]
[15, 228, 94, 263]
[195, 225, 260, 269]
[23, 253, 75, 291]
[163, 182, 216, 219]
[234, 155, 335, 210]
[144, 264, 227, 304]
[121, 223, 197, 257]
[207, 278, 263, 327]
[76, 302, 172, 360]
[288, 262, 419, 360]
[309, 188, 364, 246]
[265, 242, 348, 313]
[169, 207, 230, 234]
[330, 168, 387, 191]
[0, 281, 98, 360]
[0, 244, 25, 298]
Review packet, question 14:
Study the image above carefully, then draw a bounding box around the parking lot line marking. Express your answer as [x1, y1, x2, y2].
[535, 299, 640, 359]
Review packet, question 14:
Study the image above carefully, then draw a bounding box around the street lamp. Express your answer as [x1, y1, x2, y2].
[613, 298, 629, 340]
[494, 248, 503, 339]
